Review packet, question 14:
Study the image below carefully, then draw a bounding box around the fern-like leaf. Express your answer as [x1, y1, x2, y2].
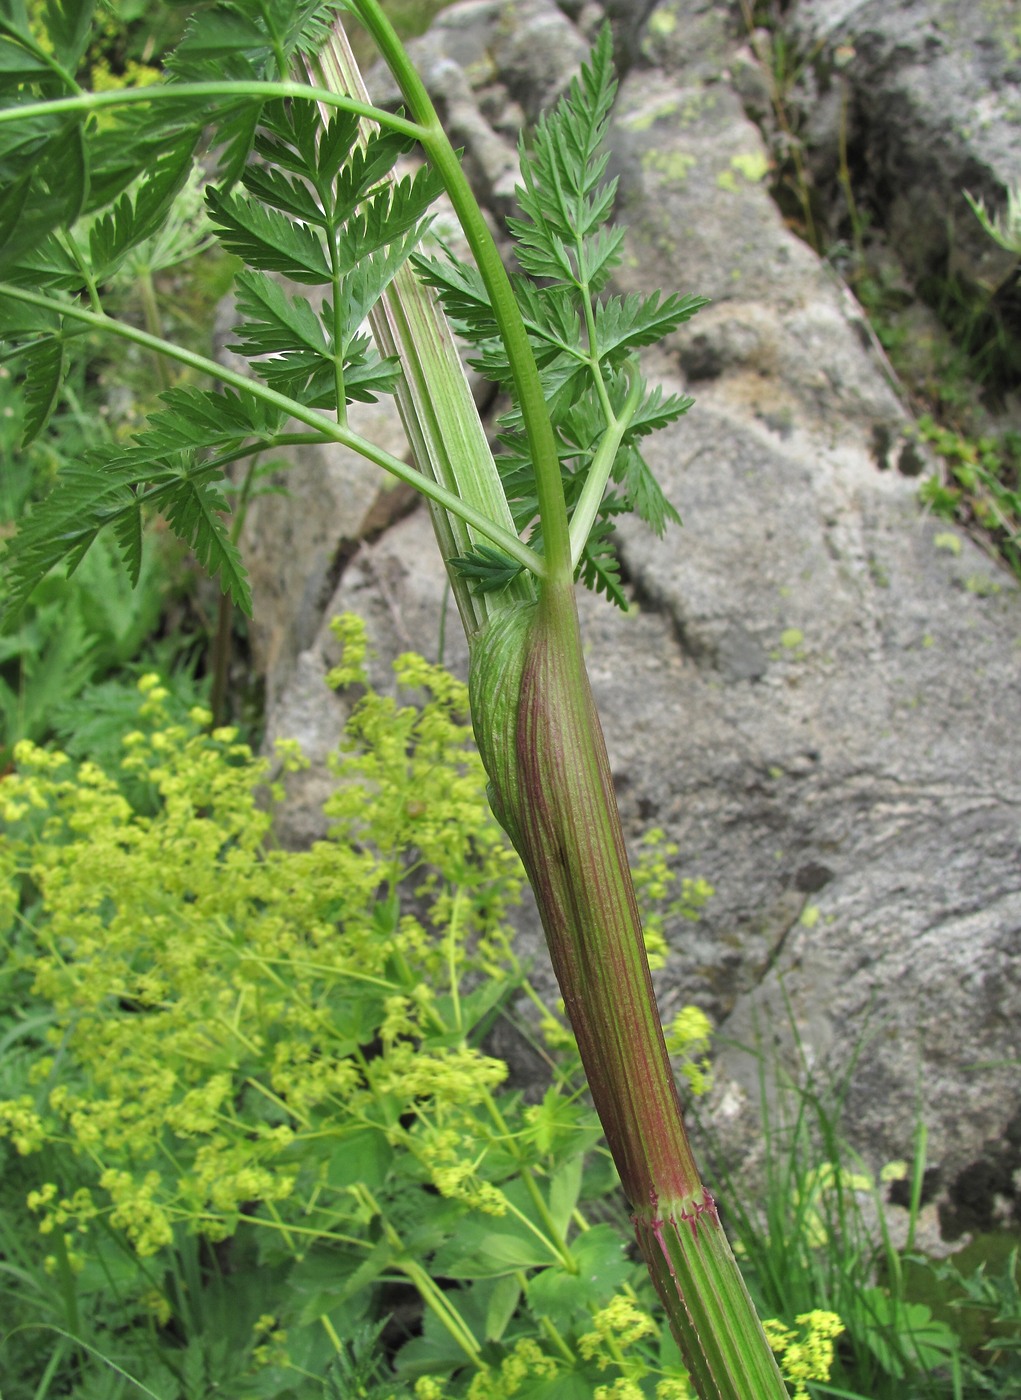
[614, 445, 681, 537]
[337, 226, 431, 336]
[412, 252, 499, 345]
[0, 375, 281, 625]
[36, 0, 94, 70]
[510, 22, 618, 255]
[335, 163, 444, 276]
[134, 385, 287, 457]
[593, 291, 710, 360]
[0, 459, 143, 626]
[241, 163, 329, 227]
[161, 475, 250, 609]
[88, 136, 201, 283]
[206, 186, 332, 283]
[577, 518, 627, 609]
[450, 544, 526, 594]
[20, 335, 65, 446]
[627, 384, 696, 440]
[231, 268, 331, 360]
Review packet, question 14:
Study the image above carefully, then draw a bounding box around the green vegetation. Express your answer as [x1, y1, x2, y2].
[0, 2, 1017, 1396]
[0, 630, 790, 1398]
[916, 416, 1021, 580]
[3, 636, 1016, 1397]
[2, 3, 765, 1385]
[0, 321, 205, 772]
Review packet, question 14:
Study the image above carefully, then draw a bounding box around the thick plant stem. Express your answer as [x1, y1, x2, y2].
[470, 582, 788, 1397]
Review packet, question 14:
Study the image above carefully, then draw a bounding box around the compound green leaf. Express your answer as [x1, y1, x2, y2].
[88, 135, 198, 282]
[38, 0, 94, 69]
[19, 333, 63, 445]
[161, 473, 251, 611]
[206, 186, 331, 283]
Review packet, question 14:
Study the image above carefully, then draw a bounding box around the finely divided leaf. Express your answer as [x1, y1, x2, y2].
[242, 163, 328, 227]
[0, 39, 54, 84]
[88, 136, 199, 283]
[333, 333, 400, 404]
[467, 20, 703, 602]
[339, 227, 428, 333]
[39, 0, 94, 70]
[206, 186, 332, 283]
[577, 518, 626, 609]
[0, 458, 145, 625]
[412, 253, 498, 345]
[5, 233, 88, 295]
[0, 120, 90, 267]
[0, 454, 253, 629]
[315, 108, 362, 186]
[335, 162, 444, 276]
[450, 544, 525, 594]
[0, 377, 286, 627]
[332, 126, 414, 225]
[232, 267, 330, 360]
[169, 8, 271, 69]
[615, 445, 680, 537]
[627, 383, 696, 439]
[20, 335, 64, 446]
[575, 224, 624, 293]
[162, 475, 250, 609]
[511, 22, 617, 249]
[593, 290, 711, 359]
[138, 385, 287, 455]
[113, 494, 144, 589]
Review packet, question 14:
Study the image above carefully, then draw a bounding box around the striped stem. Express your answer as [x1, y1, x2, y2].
[470, 582, 788, 1396]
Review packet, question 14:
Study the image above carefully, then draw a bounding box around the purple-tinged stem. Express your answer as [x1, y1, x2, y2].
[470, 580, 788, 1397]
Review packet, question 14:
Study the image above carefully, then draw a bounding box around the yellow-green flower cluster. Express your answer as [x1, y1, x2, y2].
[99, 1168, 174, 1257]
[414, 1127, 508, 1215]
[594, 1380, 644, 1400]
[496, 1338, 559, 1393]
[765, 1310, 845, 1398]
[0, 618, 529, 1287]
[457, 1338, 561, 1399]
[251, 1312, 290, 1368]
[631, 829, 714, 972]
[579, 1295, 658, 1370]
[664, 1005, 714, 1097]
[0, 1096, 47, 1155]
[26, 1182, 99, 1243]
[0, 613, 720, 1386]
[654, 1379, 694, 1399]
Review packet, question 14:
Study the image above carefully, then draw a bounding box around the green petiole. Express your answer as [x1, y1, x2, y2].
[569, 361, 644, 571]
[0, 81, 426, 142]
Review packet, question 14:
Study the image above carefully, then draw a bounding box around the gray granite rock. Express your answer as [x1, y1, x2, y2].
[605, 3, 1021, 1235]
[784, 0, 1021, 292]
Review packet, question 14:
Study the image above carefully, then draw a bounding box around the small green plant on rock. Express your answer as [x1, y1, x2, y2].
[917, 415, 1021, 580]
